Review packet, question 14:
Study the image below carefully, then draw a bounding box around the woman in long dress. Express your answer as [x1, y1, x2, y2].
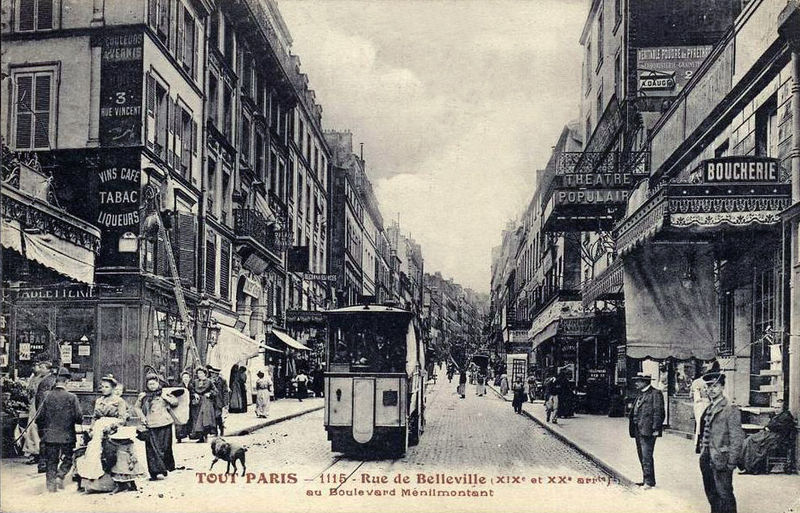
[189, 368, 218, 442]
[255, 371, 272, 418]
[134, 372, 178, 479]
[228, 364, 247, 413]
[175, 371, 192, 443]
[76, 375, 144, 493]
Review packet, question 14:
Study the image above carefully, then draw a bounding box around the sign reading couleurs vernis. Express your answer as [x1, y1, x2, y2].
[98, 30, 144, 147]
[702, 157, 780, 183]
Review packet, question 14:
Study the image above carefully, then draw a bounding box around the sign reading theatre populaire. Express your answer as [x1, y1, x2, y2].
[703, 157, 780, 183]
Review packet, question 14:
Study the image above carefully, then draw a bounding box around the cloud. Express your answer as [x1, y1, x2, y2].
[279, 0, 586, 291]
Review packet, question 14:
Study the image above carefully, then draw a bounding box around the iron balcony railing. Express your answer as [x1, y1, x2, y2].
[233, 208, 279, 255]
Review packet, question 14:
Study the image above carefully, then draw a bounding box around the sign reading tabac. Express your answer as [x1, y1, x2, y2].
[99, 31, 144, 147]
[636, 46, 712, 100]
[702, 156, 780, 183]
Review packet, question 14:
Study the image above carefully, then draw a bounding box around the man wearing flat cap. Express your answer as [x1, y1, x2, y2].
[695, 371, 744, 513]
[628, 373, 664, 489]
[206, 365, 229, 436]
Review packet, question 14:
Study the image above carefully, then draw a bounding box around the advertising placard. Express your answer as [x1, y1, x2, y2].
[99, 31, 144, 147]
[636, 46, 712, 100]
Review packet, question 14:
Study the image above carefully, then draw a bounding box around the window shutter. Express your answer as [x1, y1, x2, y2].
[205, 234, 217, 294]
[155, 232, 169, 276]
[18, 0, 35, 31]
[220, 239, 231, 300]
[176, 212, 196, 287]
[192, 119, 198, 154]
[145, 73, 156, 148]
[33, 74, 51, 149]
[37, 0, 53, 30]
[176, 3, 184, 63]
[148, 0, 158, 29]
[14, 76, 34, 149]
[192, 21, 198, 79]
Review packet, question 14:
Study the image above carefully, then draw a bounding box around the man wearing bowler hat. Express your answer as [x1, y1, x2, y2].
[695, 371, 744, 513]
[628, 372, 664, 489]
[206, 364, 229, 436]
[35, 367, 82, 492]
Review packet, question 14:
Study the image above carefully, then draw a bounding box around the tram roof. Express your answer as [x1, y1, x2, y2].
[325, 305, 414, 316]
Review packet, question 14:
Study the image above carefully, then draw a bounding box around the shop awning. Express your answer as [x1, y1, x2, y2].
[261, 344, 284, 353]
[206, 325, 262, 379]
[2, 184, 101, 285]
[623, 243, 718, 360]
[271, 329, 311, 351]
[615, 183, 791, 256]
[531, 320, 560, 351]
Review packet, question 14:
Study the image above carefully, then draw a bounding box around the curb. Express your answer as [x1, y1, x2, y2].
[487, 383, 634, 486]
[227, 405, 324, 436]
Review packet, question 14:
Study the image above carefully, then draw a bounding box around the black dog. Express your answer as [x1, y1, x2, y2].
[209, 437, 247, 476]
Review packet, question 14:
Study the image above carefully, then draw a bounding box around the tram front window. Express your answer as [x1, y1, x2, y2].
[329, 316, 407, 373]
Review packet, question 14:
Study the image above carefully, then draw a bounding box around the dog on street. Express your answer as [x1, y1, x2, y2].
[209, 437, 247, 476]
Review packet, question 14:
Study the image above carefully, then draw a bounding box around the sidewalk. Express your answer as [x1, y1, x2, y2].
[224, 397, 324, 436]
[488, 383, 800, 513]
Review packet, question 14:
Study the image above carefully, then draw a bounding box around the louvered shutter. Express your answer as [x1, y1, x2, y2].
[148, 0, 158, 29]
[191, 20, 198, 79]
[37, 0, 53, 30]
[33, 74, 51, 149]
[176, 212, 196, 287]
[220, 239, 231, 300]
[18, 0, 34, 31]
[205, 234, 216, 294]
[146, 73, 156, 149]
[192, 119, 198, 155]
[155, 232, 169, 276]
[14, 76, 33, 149]
[176, 3, 184, 64]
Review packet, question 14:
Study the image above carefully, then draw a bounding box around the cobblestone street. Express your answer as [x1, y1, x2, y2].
[1, 378, 705, 513]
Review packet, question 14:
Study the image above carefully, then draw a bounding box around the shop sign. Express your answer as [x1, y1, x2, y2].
[302, 273, 337, 282]
[285, 310, 326, 324]
[554, 189, 631, 205]
[95, 152, 141, 266]
[701, 157, 780, 183]
[559, 317, 597, 336]
[10, 285, 98, 301]
[636, 46, 712, 99]
[509, 330, 529, 344]
[587, 368, 607, 383]
[242, 277, 260, 298]
[559, 172, 638, 189]
[98, 31, 144, 147]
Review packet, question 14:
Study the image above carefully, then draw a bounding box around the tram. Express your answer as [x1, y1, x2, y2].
[323, 304, 426, 456]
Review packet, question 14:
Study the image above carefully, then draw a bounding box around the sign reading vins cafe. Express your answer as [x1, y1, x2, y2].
[95, 152, 141, 265]
[702, 156, 780, 183]
[98, 30, 144, 147]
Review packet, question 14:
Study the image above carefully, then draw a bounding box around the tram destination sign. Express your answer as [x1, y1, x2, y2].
[701, 156, 780, 183]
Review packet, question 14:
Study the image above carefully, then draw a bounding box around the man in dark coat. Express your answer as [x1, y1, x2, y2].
[695, 372, 745, 513]
[628, 373, 664, 489]
[35, 367, 82, 492]
[34, 360, 58, 473]
[207, 365, 229, 436]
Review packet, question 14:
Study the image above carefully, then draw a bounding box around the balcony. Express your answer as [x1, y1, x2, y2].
[1, 153, 101, 284]
[233, 208, 282, 266]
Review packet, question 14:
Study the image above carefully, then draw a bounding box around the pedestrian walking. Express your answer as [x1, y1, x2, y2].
[691, 360, 719, 446]
[188, 368, 218, 442]
[207, 365, 229, 435]
[543, 372, 560, 423]
[34, 360, 58, 474]
[255, 371, 273, 418]
[475, 371, 487, 396]
[527, 375, 537, 403]
[312, 365, 325, 398]
[35, 367, 82, 493]
[499, 373, 509, 396]
[628, 373, 664, 489]
[511, 379, 526, 414]
[175, 371, 193, 443]
[457, 368, 467, 399]
[446, 365, 454, 383]
[695, 371, 744, 513]
[22, 359, 51, 465]
[295, 370, 309, 401]
[134, 372, 179, 480]
[228, 364, 248, 413]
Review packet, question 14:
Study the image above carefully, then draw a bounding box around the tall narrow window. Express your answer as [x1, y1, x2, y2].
[12, 69, 54, 150]
[205, 232, 217, 295]
[584, 42, 592, 95]
[240, 115, 251, 164]
[209, 11, 219, 50]
[596, 10, 604, 70]
[755, 95, 778, 157]
[614, 52, 622, 100]
[596, 85, 604, 122]
[208, 75, 219, 127]
[223, 83, 233, 140]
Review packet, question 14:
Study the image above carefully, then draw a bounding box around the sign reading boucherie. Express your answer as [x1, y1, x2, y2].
[703, 157, 780, 183]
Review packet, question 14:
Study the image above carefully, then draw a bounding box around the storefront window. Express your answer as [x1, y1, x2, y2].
[56, 307, 95, 392]
[15, 307, 52, 378]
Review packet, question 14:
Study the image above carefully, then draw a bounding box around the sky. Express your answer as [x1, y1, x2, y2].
[279, 0, 587, 293]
